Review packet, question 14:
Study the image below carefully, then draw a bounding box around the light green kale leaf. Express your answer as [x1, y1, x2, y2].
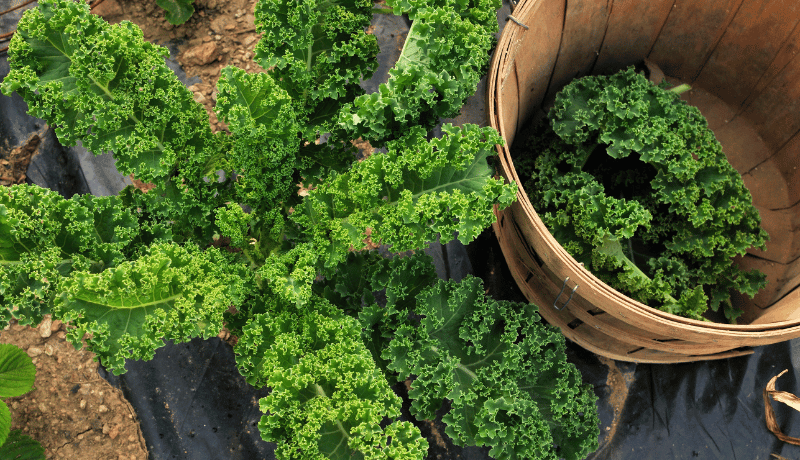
[235, 297, 428, 460]
[314, 251, 438, 376]
[0, 184, 159, 327]
[257, 243, 319, 308]
[1, 0, 218, 183]
[387, 276, 600, 460]
[56, 242, 251, 375]
[385, 0, 500, 30]
[293, 124, 516, 268]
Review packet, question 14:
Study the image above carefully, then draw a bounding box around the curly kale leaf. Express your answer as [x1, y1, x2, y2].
[3, 0, 227, 243]
[0, 184, 167, 327]
[215, 66, 305, 213]
[253, 0, 378, 135]
[234, 297, 427, 459]
[293, 124, 516, 268]
[257, 243, 321, 308]
[312, 251, 438, 375]
[385, 0, 500, 34]
[386, 276, 600, 460]
[526, 68, 767, 321]
[1, 0, 219, 183]
[56, 242, 251, 375]
[335, 3, 498, 144]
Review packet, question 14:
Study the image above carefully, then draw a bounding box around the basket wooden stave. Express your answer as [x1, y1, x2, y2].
[487, 0, 800, 362]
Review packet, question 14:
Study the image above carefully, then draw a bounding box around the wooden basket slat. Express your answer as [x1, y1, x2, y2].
[693, 0, 800, 110]
[495, 216, 704, 352]
[742, 161, 792, 210]
[747, 207, 799, 265]
[773, 138, 800, 204]
[568, 309, 750, 355]
[679, 86, 738, 132]
[739, 36, 800, 152]
[742, 16, 800, 112]
[622, 346, 754, 363]
[497, 56, 520, 148]
[592, 0, 673, 76]
[510, 0, 562, 130]
[752, 283, 800, 324]
[712, 116, 773, 176]
[647, 0, 744, 84]
[542, 0, 610, 106]
[737, 255, 792, 308]
[496, 198, 800, 337]
[562, 316, 753, 363]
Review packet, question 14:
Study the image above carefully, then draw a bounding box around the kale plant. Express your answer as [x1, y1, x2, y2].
[0, 0, 600, 458]
[518, 68, 767, 323]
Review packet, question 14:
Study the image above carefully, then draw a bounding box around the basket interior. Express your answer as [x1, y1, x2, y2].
[494, 0, 800, 325]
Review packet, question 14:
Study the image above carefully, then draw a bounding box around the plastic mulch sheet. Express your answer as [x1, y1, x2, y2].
[3, 1, 800, 459]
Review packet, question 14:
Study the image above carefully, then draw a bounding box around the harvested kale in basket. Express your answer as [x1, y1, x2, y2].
[517, 67, 768, 322]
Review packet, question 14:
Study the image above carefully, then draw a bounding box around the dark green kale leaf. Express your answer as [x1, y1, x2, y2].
[524, 68, 768, 322]
[1, 0, 218, 184]
[386, 276, 600, 460]
[253, 0, 379, 136]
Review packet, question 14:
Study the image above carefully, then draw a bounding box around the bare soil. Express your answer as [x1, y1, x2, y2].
[593, 356, 635, 456]
[1, 319, 147, 460]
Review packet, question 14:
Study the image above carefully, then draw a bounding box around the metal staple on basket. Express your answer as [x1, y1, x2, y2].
[553, 277, 578, 311]
[506, 14, 529, 30]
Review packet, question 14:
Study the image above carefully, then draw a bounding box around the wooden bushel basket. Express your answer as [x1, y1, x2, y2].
[487, 0, 800, 362]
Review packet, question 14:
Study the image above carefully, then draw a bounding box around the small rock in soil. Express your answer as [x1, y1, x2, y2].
[183, 42, 220, 66]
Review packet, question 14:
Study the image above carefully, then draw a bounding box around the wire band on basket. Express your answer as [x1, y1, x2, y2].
[506, 15, 529, 30]
[554, 277, 578, 311]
